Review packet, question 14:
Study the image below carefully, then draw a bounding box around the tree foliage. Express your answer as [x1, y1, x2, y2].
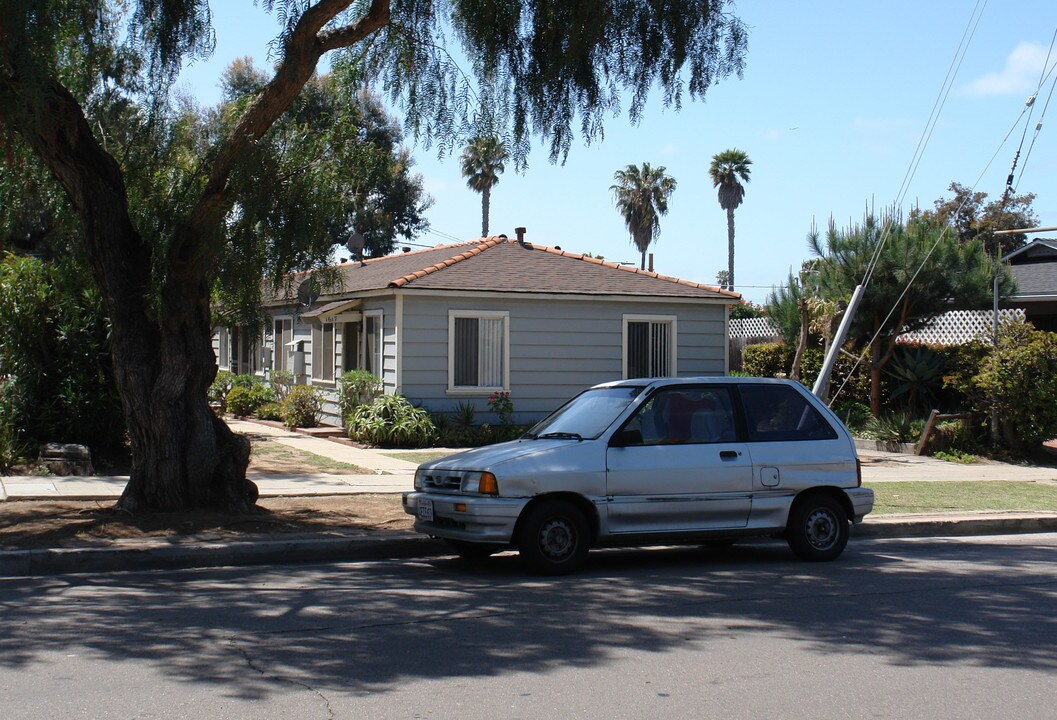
[610, 163, 677, 270]
[971, 322, 1057, 452]
[460, 134, 508, 236]
[913, 181, 1038, 258]
[708, 148, 751, 290]
[809, 210, 1014, 414]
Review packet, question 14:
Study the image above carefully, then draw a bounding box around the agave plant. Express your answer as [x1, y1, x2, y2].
[886, 346, 946, 412]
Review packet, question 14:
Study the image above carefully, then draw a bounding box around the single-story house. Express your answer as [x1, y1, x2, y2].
[214, 232, 738, 425]
[1003, 238, 1057, 332]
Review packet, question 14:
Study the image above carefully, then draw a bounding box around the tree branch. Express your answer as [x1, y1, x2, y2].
[185, 0, 391, 250]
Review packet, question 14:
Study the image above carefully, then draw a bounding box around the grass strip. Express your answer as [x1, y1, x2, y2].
[866, 480, 1057, 515]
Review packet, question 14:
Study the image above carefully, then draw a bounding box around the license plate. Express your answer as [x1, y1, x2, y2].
[417, 498, 434, 522]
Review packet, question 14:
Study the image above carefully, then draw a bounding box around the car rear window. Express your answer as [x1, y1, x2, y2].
[738, 385, 838, 442]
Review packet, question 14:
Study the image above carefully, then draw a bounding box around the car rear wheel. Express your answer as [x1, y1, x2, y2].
[445, 539, 503, 560]
[517, 499, 590, 575]
[787, 494, 849, 561]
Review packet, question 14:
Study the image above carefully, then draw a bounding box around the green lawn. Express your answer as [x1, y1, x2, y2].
[866, 481, 1057, 515]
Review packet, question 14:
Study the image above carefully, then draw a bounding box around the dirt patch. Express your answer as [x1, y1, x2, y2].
[0, 495, 413, 550]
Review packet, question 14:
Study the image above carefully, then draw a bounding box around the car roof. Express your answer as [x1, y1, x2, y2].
[593, 376, 800, 390]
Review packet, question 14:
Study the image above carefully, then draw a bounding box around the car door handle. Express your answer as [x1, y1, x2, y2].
[719, 450, 739, 459]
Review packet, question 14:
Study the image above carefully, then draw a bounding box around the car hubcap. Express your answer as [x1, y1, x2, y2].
[539, 518, 575, 560]
[805, 508, 838, 550]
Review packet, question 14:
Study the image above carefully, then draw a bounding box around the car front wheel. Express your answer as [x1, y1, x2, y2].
[517, 499, 590, 575]
[787, 494, 849, 561]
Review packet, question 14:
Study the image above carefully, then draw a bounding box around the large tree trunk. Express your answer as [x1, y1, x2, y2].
[482, 186, 490, 236]
[726, 207, 736, 291]
[1, 0, 391, 512]
[5, 77, 256, 512]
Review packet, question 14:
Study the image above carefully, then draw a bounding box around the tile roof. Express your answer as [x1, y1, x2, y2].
[268, 237, 737, 305]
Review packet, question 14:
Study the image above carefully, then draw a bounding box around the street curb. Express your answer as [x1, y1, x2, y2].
[852, 515, 1057, 539]
[3, 517, 1056, 578]
[0, 533, 443, 578]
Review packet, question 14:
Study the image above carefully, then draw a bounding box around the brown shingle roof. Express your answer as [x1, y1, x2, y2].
[268, 237, 737, 305]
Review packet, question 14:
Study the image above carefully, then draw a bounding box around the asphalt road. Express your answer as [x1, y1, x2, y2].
[1, 535, 1055, 719]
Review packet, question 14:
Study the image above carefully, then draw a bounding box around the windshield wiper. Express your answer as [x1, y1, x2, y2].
[536, 432, 583, 441]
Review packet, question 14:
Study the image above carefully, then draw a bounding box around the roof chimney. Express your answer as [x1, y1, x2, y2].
[515, 227, 527, 247]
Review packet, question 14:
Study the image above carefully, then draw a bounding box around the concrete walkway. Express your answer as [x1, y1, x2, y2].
[0, 419, 420, 501]
[3, 420, 1055, 501]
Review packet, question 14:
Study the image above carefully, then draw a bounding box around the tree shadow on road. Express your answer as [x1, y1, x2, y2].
[0, 536, 1054, 702]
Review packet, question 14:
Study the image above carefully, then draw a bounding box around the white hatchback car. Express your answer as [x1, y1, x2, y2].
[403, 377, 874, 574]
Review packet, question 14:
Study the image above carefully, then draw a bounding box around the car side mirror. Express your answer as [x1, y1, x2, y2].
[611, 428, 643, 447]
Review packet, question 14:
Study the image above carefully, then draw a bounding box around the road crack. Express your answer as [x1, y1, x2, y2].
[229, 637, 335, 720]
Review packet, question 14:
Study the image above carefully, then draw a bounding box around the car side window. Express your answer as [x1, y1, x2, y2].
[738, 385, 838, 442]
[622, 388, 738, 445]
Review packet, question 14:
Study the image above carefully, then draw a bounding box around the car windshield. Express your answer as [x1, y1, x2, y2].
[525, 386, 645, 440]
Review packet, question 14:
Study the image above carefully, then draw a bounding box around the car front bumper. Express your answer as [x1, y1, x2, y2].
[845, 487, 875, 522]
[402, 491, 530, 544]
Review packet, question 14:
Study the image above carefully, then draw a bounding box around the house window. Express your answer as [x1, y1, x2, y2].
[311, 322, 336, 382]
[217, 327, 230, 369]
[341, 312, 383, 377]
[624, 315, 677, 379]
[232, 327, 261, 374]
[273, 318, 292, 372]
[449, 311, 509, 391]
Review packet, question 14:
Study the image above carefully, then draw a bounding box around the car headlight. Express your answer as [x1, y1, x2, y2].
[460, 471, 499, 495]
[414, 467, 425, 490]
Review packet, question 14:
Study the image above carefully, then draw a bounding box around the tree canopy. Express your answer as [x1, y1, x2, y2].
[913, 181, 1038, 258]
[809, 211, 1014, 414]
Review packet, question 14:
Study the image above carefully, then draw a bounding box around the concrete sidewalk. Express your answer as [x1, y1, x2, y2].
[0, 419, 420, 502]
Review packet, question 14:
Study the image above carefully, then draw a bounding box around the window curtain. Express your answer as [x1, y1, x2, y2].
[478, 317, 504, 387]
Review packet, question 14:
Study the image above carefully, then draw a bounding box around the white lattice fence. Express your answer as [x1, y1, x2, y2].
[729, 317, 779, 339]
[729, 310, 1025, 346]
[896, 309, 1024, 345]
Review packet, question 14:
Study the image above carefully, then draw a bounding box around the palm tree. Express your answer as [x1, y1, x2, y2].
[460, 134, 509, 237]
[709, 149, 752, 291]
[610, 163, 677, 270]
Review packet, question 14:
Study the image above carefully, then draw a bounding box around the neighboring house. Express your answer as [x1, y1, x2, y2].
[1003, 238, 1057, 332]
[214, 233, 737, 425]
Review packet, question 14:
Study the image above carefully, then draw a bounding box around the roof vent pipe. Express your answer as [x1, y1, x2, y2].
[402, 246, 411, 253]
[515, 227, 527, 247]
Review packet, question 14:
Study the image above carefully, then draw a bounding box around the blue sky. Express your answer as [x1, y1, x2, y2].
[177, 1, 1057, 304]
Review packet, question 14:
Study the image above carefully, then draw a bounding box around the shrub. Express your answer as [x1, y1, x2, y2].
[972, 321, 1057, 452]
[337, 370, 383, 421]
[226, 386, 257, 417]
[209, 370, 237, 409]
[231, 373, 259, 390]
[742, 342, 790, 378]
[280, 385, 324, 428]
[255, 402, 282, 421]
[0, 253, 125, 453]
[347, 395, 437, 448]
[270, 370, 294, 404]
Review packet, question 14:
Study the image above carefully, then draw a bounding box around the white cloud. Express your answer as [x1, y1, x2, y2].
[661, 143, 679, 156]
[964, 41, 1048, 97]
